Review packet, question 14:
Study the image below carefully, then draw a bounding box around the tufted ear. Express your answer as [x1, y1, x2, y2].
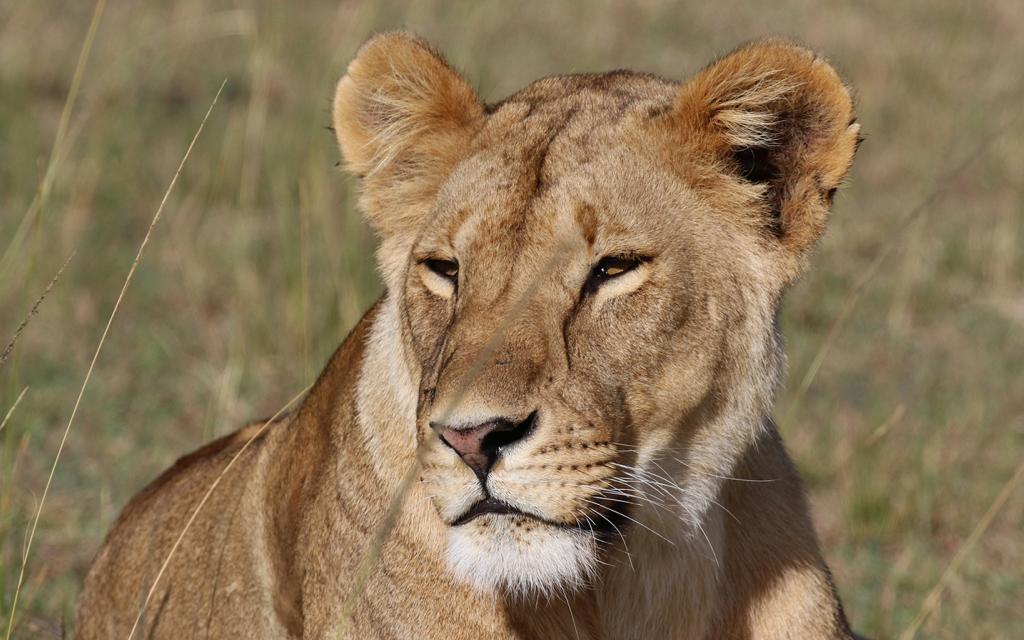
[672, 39, 860, 276]
[333, 32, 484, 239]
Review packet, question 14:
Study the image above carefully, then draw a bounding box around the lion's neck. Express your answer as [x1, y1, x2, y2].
[595, 504, 725, 639]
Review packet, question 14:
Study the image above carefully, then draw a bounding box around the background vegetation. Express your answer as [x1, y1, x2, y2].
[2, 1, 1022, 637]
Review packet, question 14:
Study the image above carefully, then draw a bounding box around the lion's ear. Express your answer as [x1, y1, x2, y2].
[333, 32, 484, 238]
[673, 39, 860, 271]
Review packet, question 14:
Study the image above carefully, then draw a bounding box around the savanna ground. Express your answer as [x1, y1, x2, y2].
[1, 1, 1022, 638]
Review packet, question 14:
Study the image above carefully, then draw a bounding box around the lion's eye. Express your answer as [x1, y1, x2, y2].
[586, 256, 642, 292]
[424, 258, 459, 282]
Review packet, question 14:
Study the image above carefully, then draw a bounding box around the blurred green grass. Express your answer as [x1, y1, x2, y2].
[1, 0, 1022, 637]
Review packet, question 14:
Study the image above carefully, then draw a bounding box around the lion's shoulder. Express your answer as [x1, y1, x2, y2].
[132, 417, 283, 506]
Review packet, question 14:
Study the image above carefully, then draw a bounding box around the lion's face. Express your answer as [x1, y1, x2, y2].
[406, 110, 744, 594]
[334, 34, 859, 595]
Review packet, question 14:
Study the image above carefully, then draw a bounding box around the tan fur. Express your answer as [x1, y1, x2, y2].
[78, 33, 860, 638]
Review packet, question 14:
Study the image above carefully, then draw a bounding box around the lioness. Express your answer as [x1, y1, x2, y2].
[78, 32, 861, 639]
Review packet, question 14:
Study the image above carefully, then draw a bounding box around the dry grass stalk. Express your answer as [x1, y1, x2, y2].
[898, 459, 1024, 640]
[0, 252, 76, 369]
[3, 79, 226, 640]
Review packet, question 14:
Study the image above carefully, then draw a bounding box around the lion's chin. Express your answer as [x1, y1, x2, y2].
[446, 515, 598, 597]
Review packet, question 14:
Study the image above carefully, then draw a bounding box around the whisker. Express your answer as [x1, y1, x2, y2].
[672, 456, 779, 483]
[579, 500, 636, 572]
[610, 468, 679, 501]
[705, 495, 741, 525]
[558, 586, 580, 640]
[608, 442, 778, 482]
[598, 504, 675, 546]
[695, 520, 720, 567]
[579, 516, 615, 569]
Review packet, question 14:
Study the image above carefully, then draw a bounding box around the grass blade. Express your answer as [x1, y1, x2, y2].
[3, 79, 226, 640]
[0, 0, 106, 281]
[0, 388, 29, 436]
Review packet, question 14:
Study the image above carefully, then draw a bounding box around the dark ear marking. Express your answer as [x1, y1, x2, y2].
[733, 144, 786, 236]
[734, 145, 781, 186]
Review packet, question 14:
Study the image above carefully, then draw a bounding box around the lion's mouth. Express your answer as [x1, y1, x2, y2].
[452, 497, 526, 525]
[451, 496, 612, 532]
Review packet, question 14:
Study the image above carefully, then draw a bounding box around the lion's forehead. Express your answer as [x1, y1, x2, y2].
[471, 73, 675, 171]
[436, 78, 681, 248]
[487, 70, 677, 116]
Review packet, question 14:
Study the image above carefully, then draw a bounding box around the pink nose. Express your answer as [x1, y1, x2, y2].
[435, 413, 537, 481]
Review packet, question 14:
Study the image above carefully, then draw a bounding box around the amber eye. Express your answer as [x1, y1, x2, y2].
[585, 256, 643, 292]
[424, 258, 459, 282]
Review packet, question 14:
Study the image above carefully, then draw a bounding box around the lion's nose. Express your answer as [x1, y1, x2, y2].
[434, 412, 538, 482]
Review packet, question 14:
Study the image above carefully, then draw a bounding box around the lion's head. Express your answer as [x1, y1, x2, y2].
[333, 33, 858, 596]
